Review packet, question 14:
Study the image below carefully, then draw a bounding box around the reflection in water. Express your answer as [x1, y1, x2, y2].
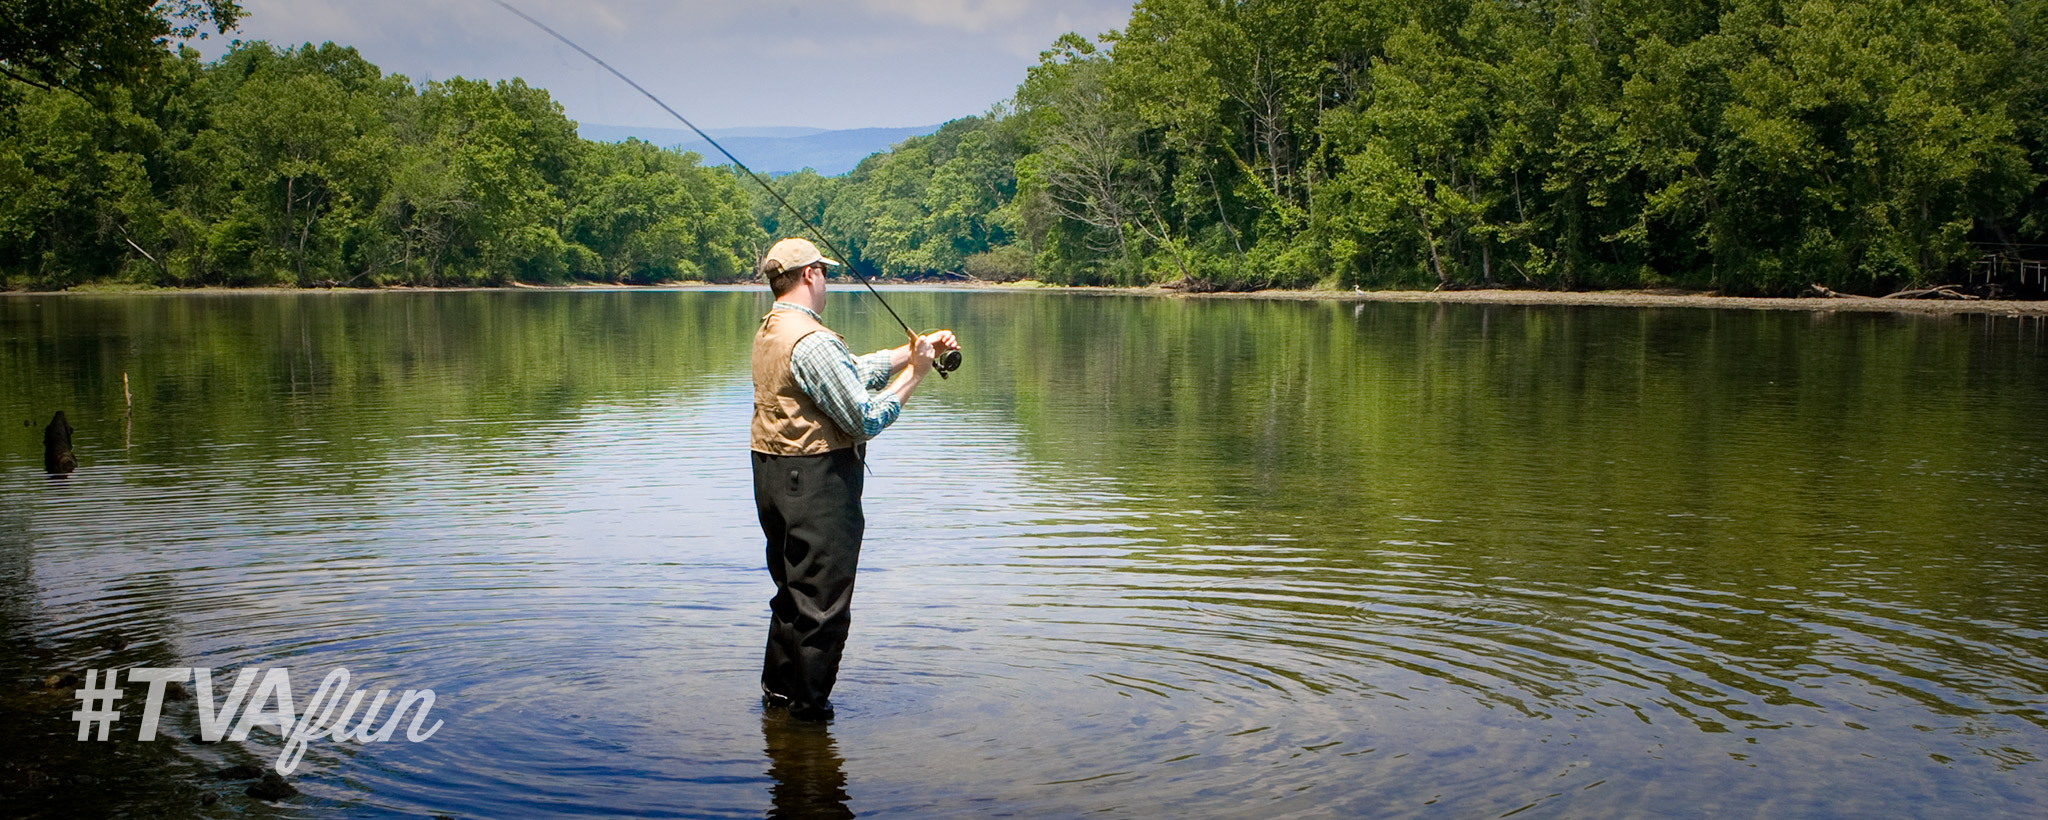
[0, 291, 2042, 818]
[762, 711, 854, 820]
[0, 510, 244, 816]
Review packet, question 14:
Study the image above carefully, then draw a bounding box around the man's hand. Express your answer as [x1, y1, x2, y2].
[883, 335, 937, 406]
[922, 330, 959, 354]
[909, 334, 937, 374]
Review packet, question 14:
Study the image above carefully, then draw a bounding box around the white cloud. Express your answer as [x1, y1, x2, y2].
[189, 0, 1135, 128]
[857, 0, 1031, 33]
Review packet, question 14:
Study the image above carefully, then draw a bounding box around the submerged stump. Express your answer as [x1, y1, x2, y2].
[43, 411, 75, 474]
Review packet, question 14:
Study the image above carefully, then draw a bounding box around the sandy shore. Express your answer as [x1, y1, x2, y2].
[12, 281, 2048, 315]
[963, 282, 2048, 316]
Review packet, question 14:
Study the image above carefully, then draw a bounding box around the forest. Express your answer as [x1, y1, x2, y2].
[5, 0, 2047, 295]
[0, 40, 756, 289]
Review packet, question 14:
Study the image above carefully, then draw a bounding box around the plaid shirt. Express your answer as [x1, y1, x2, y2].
[774, 302, 900, 440]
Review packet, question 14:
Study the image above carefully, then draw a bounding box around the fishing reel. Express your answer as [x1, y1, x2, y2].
[914, 329, 961, 378]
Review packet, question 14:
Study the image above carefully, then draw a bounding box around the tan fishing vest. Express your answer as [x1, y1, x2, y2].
[751, 308, 860, 455]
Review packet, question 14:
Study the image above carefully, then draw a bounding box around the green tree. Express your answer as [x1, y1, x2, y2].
[821, 113, 1025, 278]
[0, 0, 239, 99]
[566, 139, 758, 284]
[2010, 0, 2048, 250]
[410, 76, 579, 283]
[0, 80, 162, 288]
[1717, 0, 2026, 291]
[748, 168, 838, 245]
[192, 46, 394, 284]
[1016, 32, 1153, 283]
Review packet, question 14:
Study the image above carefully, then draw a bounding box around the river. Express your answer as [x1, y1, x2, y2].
[2, 289, 2044, 818]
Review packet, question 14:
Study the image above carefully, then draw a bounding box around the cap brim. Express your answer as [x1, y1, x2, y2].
[818, 256, 840, 267]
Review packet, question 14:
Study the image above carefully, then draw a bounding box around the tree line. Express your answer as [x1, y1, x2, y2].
[806, 0, 2048, 295]
[1, 37, 759, 289]
[6, 0, 2048, 295]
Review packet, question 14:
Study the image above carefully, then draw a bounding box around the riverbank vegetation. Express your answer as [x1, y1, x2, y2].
[5, 0, 2047, 295]
[814, 0, 2048, 296]
[0, 38, 757, 290]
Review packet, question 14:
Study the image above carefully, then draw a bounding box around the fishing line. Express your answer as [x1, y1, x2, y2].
[488, 0, 956, 375]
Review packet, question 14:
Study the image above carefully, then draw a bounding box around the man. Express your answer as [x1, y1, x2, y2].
[750, 236, 957, 721]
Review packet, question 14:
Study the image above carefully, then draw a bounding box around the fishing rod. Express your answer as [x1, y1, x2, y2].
[489, 0, 961, 377]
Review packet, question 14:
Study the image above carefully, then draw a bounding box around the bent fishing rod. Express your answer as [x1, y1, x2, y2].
[490, 0, 960, 377]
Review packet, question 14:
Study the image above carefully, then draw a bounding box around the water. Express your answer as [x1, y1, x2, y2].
[2, 290, 2045, 818]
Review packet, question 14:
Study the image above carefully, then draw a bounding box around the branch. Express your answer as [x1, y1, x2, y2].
[0, 65, 57, 92]
[1881, 285, 1977, 300]
[116, 225, 168, 278]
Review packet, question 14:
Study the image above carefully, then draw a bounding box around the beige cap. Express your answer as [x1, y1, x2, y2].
[762, 237, 839, 273]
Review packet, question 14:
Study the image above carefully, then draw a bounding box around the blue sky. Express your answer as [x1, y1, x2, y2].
[188, 0, 1134, 130]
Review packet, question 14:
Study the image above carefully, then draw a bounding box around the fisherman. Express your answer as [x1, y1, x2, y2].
[750, 237, 957, 721]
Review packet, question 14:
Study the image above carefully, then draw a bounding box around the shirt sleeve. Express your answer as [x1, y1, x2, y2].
[790, 332, 902, 439]
[854, 349, 895, 391]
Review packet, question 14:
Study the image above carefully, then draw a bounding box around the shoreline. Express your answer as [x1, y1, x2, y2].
[8, 281, 2047, 316]
[970, 282, 2048, 315]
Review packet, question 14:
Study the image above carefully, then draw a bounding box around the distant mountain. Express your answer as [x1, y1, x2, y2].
[577, 123, 943, 176]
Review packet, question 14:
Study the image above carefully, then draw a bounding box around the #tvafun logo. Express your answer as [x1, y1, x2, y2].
[71, 667, 445, 775]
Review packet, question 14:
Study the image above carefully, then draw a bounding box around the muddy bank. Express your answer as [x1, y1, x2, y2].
[12, 281, 2048, 316]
